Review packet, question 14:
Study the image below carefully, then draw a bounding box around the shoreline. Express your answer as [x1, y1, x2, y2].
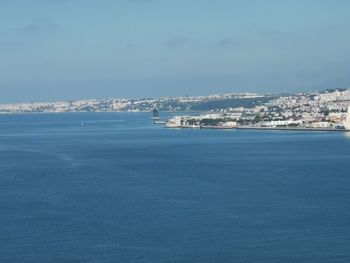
[236, 126, 349, 132]
[166, 125, 350, 132]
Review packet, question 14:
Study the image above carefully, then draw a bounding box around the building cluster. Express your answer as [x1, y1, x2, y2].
[235, 89, 350, 129]
[163, 88, 350, 129]
[0, 93, 265, 113]
[166, 113, 237, 129]
[1, 88, 350, 129]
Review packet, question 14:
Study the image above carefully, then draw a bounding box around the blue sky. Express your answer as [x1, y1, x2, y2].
[1, 0, 350, 103]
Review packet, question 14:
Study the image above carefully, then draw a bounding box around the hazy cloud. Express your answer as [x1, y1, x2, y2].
[23, 18, 61, 32]
[259, 31, 282, 37]
[125, 43, 134, 48]
[164, 36, 188, 48]
[218, 38, 236, 47]
[129, 0, 152, 3]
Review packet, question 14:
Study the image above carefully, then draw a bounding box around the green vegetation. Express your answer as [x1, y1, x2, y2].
[200, 118, 224, 126]
[187, 119, 198, 125]
[199, 118, 236, 126]
[253, 115, 262, 123]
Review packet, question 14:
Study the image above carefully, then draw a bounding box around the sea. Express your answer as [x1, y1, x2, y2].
[0, 112, 350, 263]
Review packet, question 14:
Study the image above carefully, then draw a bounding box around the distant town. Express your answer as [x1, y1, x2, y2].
[1, 88, 350, 130]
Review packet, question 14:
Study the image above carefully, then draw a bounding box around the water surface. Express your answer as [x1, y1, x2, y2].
[1, 113, 350, 262]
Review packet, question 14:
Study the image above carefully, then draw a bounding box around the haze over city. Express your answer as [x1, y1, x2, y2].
[1, 0, 350, 103]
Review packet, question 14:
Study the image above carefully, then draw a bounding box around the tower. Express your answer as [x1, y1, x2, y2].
[152, 108, 160, 120]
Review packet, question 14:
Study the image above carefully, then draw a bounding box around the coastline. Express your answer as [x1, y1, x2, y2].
[165, 125, 350, 132]
[236, 126, 350, 132]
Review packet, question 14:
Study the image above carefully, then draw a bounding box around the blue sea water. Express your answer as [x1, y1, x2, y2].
[1, 112, 350, 263]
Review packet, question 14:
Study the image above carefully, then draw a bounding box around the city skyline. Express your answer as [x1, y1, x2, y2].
[1, 0, 350, 103]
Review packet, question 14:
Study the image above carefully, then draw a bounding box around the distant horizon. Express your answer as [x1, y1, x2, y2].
[1, 85, 349, 105]
[1, 82, 340, 104]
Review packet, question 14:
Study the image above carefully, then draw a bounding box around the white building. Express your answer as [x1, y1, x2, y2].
[262, 120, 302, 127]
[166, 116, 183, 128]
[222, 121, 237, 128]
[311, 122, 331, 128]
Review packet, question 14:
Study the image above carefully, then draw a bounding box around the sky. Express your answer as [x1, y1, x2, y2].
[1, 0, 350, 103]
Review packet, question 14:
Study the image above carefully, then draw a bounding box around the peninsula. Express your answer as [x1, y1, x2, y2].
[1, 87, 350, 130]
